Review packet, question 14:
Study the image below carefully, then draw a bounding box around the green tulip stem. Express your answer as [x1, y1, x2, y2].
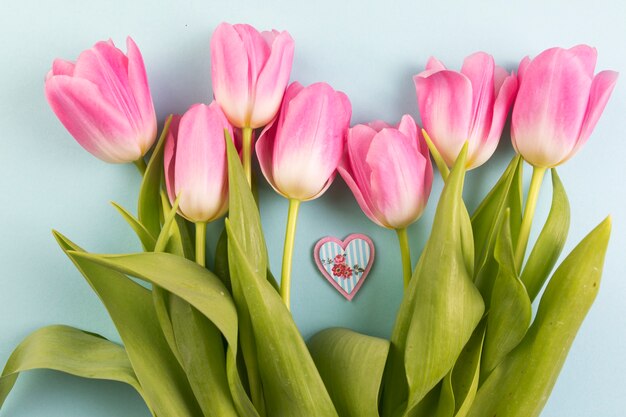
[195, 222, 207, 267]
[280, 199, 301, 310]
[133, 158, 147, 175]
[396, 227, 412, 289]
[242, 126, 254, 186]
[515, 165, 547, 270]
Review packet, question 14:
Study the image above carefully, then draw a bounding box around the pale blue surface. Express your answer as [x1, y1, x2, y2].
[1, 0, 625, 415]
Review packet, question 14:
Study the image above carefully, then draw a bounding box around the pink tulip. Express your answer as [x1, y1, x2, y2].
[164, 102, 233, 223]
[511, 45, 618, 168]
[45, 38, 157, 163]
[211, 22, 295, 129]
[414, 52, 518, 169]
[338, 115, 433, 229]
[256, 82, 352, 201]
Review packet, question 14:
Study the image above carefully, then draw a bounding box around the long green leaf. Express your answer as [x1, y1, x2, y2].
[65, 250, 245, 416]
[309, 328, 390, 417]
[381, 145, 484, 417]
[471, 155, 522, 276]
[53, 232, 201, 417]
[472, 156, 523, 306]
[226, 219, 338, 416]
[467, 217, 611, 417]
[138, 116, 172, 238]
[482, 210, 532, 375]
[0, 325, 148, 413]
[402, 145, 484, 413]
[157, 197, 239, 416]
[520, 169, 570, 301]
[111, 201, 157, 251]
[224, 132, 336, 416]
[64, 251, 237, 351]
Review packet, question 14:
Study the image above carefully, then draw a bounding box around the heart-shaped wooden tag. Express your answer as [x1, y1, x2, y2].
[314, 234, 375, 301]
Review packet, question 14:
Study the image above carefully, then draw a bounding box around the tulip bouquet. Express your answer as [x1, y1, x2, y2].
[0, 23, 618, 417]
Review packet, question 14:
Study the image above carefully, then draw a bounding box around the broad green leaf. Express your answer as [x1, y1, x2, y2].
[215, 226, 232, 291]
[111, 201, 156, 251]
[224, 131, 266, 415]
[169, 296, 238, 417]
[471, 155, 522, 277]
[64, 250, 247, 416]
[449, 323, 485, 417]
[138, 116, 172, 238]
[402, 145, 484, 413]
[437, 322, 485, 417]
[521, 169, 570, 302]
[381, 145, 484, 417]
[53, 232, 201, 417]
[64, 251, 238, 351]
[467, 217, 611, 417]
[436, 373, 455, 417]
[0, 325, 149, 413]
[155, 197, 239, 416]
[471, 156, 523, 307]
[226, 220, 338, 416]
[482, 211, 532, 375]
[308, 328, 390, 417]
[224, 133, 336, 416]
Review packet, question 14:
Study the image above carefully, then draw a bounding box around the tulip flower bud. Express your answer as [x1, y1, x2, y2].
[338, 115, 433, 229]
[511, 45, 618, 168]
[164, 102, 233, 223]
[414, 52, 518, 169]
[211, 22, 295, 129]
[45, 38, 157, 163]
[256, 82, 352, 201]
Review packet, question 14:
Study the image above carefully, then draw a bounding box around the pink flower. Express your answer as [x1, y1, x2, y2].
[414, 52, 518, 169]
[256, 82, 352, 201]
[511, 45, 618, 168]
[164, 102, 234, 223]
[338, 115, 433, 230]
[211, 22, 295, 129]
[334, 254, 346, 265]
[45, 38, 157, 163]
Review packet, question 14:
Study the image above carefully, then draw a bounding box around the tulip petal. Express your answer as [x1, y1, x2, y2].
[250, 31, 295, 127]
[471, 74, 518, 169]
[73, 41, 143, 138]
[367, 120, 392, 131]
[414, 70, 473, 166]
[568, 44, 597, 77]
[45, 76, 141, 163]
[461, 52, 496, 148]
[255, 117, 282, 196]
[493, 65, 509, 95]
[346, 124, 379, 214]
[211, 23, 251, 127]
[52, 59, 75, 77]
[164, 115, 182, 206]
[425, 56, 446, 72]
[367, 129, 428, 229]
[512, 47, 595, 167]
[569, 70, 619, 160]
[517, 56, 531, 84]
[233, 24, 271, 82]
[174, 103, 232, 222]
[337, 165, 384, 227]
[272, 83, 350, 201]
[126, 37, 157, 152]
[397, 114, 419, 153]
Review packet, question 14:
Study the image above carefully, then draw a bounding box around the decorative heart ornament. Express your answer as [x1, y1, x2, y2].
[314, 234, 375, 301]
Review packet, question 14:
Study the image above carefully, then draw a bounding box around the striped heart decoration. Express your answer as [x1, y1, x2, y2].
[314, 234, 375, 301]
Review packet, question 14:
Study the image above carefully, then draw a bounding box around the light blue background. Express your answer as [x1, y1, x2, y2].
[1, 0, 625, 415]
